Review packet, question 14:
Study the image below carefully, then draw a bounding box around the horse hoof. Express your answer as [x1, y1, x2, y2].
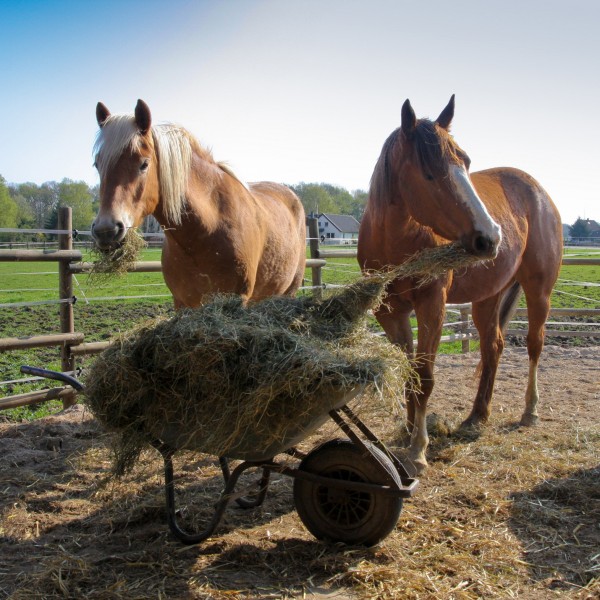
[393, 448, 428, 477]
[520, 414, 539, 427]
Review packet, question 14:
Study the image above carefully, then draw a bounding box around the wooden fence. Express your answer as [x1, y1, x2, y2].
[0, 212, 598, 411]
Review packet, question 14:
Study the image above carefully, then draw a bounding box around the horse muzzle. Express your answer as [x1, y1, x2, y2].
[462, 227, 502, 259]
[91, 219, 126, 250]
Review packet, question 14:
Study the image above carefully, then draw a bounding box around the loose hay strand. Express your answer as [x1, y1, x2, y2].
[375, 241, 490, 288]
[87, 228, 147, 284]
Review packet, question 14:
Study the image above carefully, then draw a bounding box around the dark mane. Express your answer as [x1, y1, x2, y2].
[368, 119, 462, 223]
[413, 119, 457, 177]
[368, 128, 401, 223]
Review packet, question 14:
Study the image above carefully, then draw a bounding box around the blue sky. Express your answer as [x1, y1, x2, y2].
[0, 0, 598, 225]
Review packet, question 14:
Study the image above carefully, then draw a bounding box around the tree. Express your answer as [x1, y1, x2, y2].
[0, 175, 18, 228]
[45, 179, 96, 231]
[290, 182, 368, 219]
[12, 181, 59, 229]
[11, 193, 36, 228]
[570, 218, 591, 239]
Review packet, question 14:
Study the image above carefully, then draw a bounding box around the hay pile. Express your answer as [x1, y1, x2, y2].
[88, 228, 146, 283]
[84, 242, 486, 475]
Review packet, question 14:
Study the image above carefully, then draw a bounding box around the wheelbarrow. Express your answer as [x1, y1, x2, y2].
[21, 365, 419, 546]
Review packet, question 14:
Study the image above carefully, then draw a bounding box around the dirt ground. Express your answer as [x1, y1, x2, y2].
[0, 345, 598, 599]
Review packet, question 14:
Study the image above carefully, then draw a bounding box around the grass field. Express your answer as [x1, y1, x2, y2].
[1, 245, 599, 307]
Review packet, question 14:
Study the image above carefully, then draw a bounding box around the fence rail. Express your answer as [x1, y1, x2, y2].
[0, 213, 598, 411]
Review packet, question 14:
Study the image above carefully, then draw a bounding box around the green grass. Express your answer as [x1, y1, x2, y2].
[0, 247, 170, 305]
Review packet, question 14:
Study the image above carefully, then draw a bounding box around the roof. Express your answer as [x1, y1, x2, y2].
[584, 219, 600, 233]
[319, 213, 360, 234]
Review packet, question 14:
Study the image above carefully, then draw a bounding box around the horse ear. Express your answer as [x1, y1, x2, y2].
[436, 94, 455, 130]
[96, 102, 111, 128]
[401, 99, 416, 137]
[134, 99, 152, 134]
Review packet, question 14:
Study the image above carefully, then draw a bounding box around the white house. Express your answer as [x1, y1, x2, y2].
[317, 213, 360, 244]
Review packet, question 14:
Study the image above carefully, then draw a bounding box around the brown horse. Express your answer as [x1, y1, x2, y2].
[358, 95, 563, 475]
[92, 99, 306, 307]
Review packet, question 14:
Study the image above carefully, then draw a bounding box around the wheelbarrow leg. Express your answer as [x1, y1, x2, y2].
[152, 442, 271, 544]
[219, 456, 271, 509]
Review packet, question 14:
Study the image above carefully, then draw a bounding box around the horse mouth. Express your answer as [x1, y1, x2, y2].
[93, 239, 125, 253]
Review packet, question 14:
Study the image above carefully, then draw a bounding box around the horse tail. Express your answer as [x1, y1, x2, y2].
[473, 281, 522, 378]
[498, 281, 523, 334]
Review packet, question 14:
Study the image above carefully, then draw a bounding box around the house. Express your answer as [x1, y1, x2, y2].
[317, 213, 360, 245]
[570, 218, 600, 244]
[585, 219, 600, 237]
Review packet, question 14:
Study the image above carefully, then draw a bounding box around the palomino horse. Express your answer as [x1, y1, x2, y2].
[92, 99, 306, 307]
[358, 95, 563, 475]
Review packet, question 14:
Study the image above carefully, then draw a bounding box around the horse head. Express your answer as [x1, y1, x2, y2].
[396, 95, 501, 258]
[91, 99, 160, 249]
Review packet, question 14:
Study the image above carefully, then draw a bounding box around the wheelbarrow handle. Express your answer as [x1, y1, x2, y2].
[20, 365, 85, 392]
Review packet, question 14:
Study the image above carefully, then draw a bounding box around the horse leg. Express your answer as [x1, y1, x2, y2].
[401, 296, 447, 474]
[519, 288, 551, 426]
[374, 296, 415, 356]
[461, 295, 503, 428]
[375, 295, 415, 424]
[385, 294, 445, 476]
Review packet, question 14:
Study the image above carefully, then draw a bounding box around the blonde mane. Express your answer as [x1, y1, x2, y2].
[94, 115, 193, 224]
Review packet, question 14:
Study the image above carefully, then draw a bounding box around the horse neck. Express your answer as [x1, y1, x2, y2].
[369, 176, 441, 252]
[151, 151, 233, 236]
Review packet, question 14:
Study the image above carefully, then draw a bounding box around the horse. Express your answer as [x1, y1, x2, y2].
[91, 99, 306, 308]
[357, 95, 563, 475]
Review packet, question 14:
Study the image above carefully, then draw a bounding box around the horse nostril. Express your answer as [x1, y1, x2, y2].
[474, 236, 489, 253]
[471, 234, 496, 257]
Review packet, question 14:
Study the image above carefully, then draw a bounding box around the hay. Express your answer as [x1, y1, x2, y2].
[84, 242, 487, 476]
[84, 290, 412, 475]
[87, 228, 146, 284]
[374, 241, 488, 287]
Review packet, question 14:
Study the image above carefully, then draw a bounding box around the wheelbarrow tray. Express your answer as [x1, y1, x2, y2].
[147, 385, 366, 461]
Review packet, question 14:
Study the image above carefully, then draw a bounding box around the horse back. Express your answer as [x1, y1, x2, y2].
[472, 167, 563, 266]
[246, 182, 306, 299]
[249, 182, 304, 217]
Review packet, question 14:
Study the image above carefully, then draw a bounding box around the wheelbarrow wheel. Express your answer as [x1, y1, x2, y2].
[293, 439, 403, 546]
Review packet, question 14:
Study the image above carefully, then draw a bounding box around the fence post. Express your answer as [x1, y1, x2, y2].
[308, 216, 323, 300]
[58, 206, 77, 408]
[460, 305, 470, 353]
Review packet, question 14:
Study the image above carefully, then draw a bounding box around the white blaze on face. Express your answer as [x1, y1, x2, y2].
[448, 164, 502, 246]
[119, 211, 134, 231]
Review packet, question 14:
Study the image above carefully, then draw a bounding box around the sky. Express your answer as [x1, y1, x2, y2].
[0, 0, 598, 225]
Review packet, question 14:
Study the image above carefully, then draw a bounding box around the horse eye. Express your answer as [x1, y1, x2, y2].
[140, 159, 150, 172]
[425, 173, 434, 181]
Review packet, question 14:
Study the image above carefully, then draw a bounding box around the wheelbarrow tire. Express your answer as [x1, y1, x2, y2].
[293, 439, 403, 546]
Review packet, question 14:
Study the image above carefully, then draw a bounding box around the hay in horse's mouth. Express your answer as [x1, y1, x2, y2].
[88, 229, 146, 283]
[391, 242, 491, 286]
